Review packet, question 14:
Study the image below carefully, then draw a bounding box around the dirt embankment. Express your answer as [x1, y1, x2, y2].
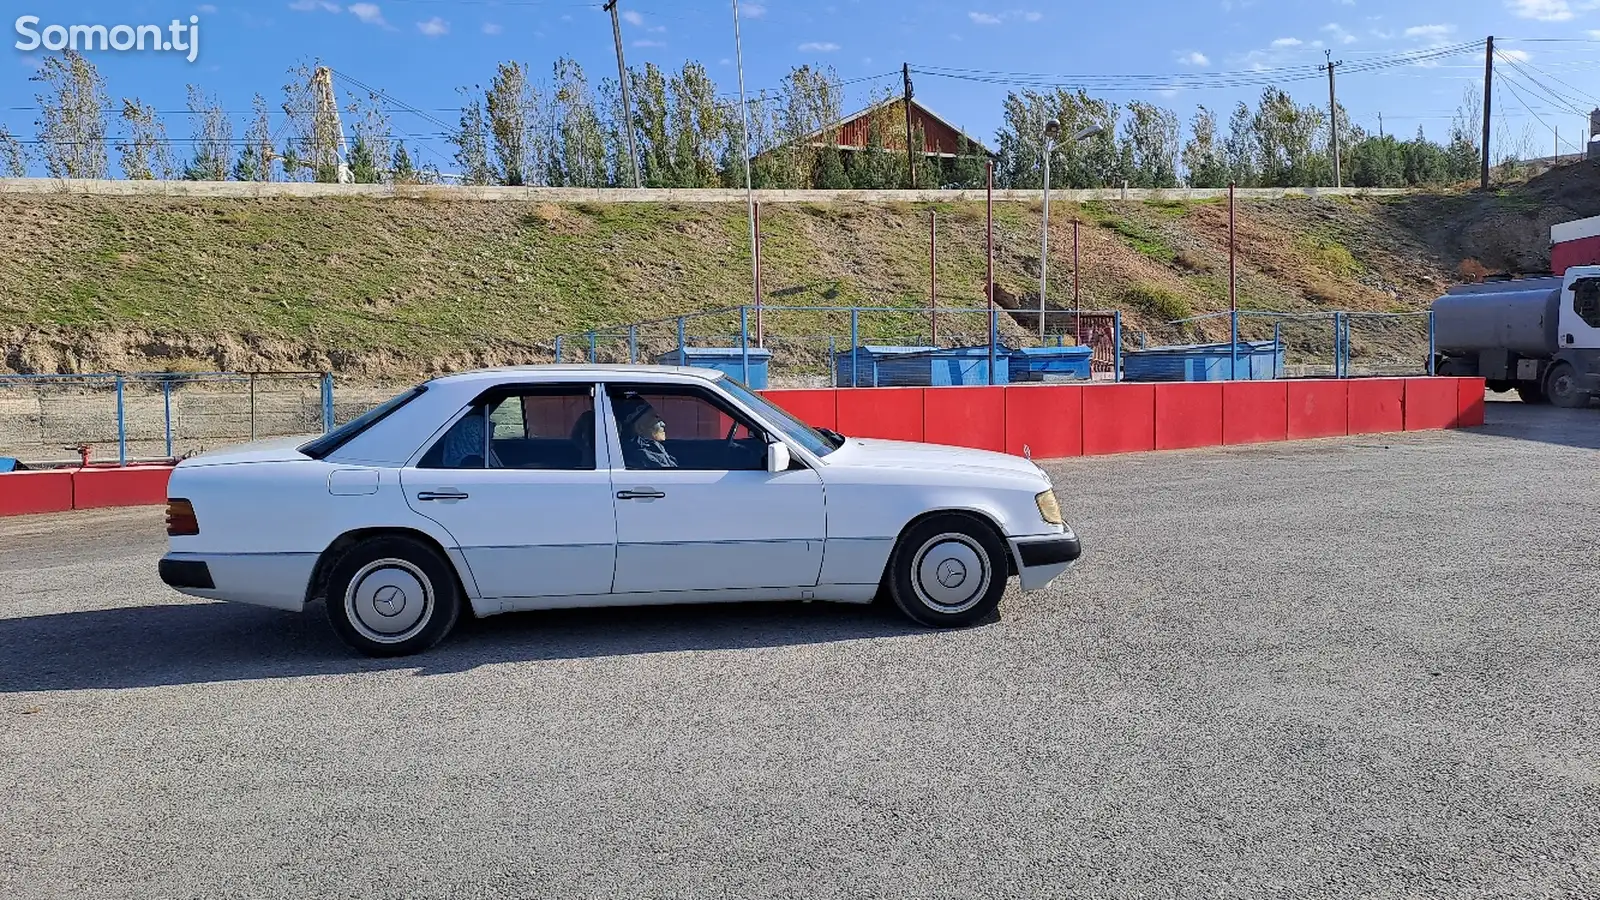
[2, 165, 1597, 377]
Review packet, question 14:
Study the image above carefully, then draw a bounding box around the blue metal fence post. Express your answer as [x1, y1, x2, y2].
[1113, 311, 1123, 382]
[587, 331, 597, 363]
[850, 308, 859, 388]
[1230, 309, 1240, 381]
[162, 378, 173, 458]
[1427, 310, 1436, 376]
[740, 306, 751, 385]
[828, 335, 836, 386]
[629, 326, 638, 365]
[988, 306, 997, 386]
[554, 335, 563, 361]
[676, 316, 686, 356]
[1273, 321, 1282, 379]
[1333, 313, 1344, 378]
[115, 375, 126, 466]
[320, 373, 334, 432]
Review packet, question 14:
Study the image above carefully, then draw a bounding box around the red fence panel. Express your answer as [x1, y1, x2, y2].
[0, 471, 75, 516]
[1005, 385, 1083, 459]
[1223, 381, 1288, 445]
[923, 386, 1006, 452]
[837, 387, 925, 442]
[73, 466, 173, 509]
[1348, 378, 1406, 434]
[1455, 378, 1486, 428]
[1154, 382, 1224, 451]
[1082, 384, 1155, 455]
[761, 389, 837, 431]
[1405, 378, 1461, 431]
[1287, 380, 1349, 440]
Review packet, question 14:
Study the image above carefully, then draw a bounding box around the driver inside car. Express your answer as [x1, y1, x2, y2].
[616, 397, 679, 469]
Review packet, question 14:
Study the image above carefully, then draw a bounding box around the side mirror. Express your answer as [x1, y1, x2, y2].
[766, 440, 791, 473]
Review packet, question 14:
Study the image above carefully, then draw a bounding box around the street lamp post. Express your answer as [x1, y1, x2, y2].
[1039, 122, 1104, 346]
[1039, 119, 1059, 346]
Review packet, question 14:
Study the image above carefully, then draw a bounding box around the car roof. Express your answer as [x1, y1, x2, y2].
[420, 364, 728, 388]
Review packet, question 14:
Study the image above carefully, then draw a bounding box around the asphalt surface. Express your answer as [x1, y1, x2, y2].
[2, 398, 1598, 899]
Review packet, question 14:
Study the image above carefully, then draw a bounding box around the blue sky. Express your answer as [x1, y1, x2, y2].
[7, 0, 1600, 176]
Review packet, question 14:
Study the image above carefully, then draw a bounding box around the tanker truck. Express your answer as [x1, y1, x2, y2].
[1431, 264, 1600, 408]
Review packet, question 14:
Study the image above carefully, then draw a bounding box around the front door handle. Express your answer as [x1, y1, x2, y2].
[616, 489, 666, 500]
[417, 490, 469, 502]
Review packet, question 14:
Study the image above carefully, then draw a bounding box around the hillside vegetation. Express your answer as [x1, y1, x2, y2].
[2, 165, 1595, 377]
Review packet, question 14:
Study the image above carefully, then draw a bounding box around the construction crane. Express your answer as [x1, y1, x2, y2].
[310, 66, 351, 184]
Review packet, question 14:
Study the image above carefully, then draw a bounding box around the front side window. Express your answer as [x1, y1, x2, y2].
[420, 385, 596, 470]
[1574, 278, 1600, 329]
[606, 385, 766, 471]
[716, 376, 841, 458]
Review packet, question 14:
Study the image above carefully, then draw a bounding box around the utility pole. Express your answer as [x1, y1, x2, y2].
[1482, 35, 1495, 191]
[1378, 112, 1385, 140]
[1320, 50, 1344, 187]
[903, 63, 916, 188]
[603, 0, 642, 187]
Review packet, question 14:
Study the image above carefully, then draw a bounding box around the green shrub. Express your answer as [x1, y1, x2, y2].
[1121, 283, 1192, 321]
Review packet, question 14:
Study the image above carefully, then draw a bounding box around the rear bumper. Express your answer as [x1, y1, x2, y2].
[159, 551, 317, 612]
[1010, 533, 1082, 591]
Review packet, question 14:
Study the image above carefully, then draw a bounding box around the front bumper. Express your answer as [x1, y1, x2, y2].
[1009, 533, 1083, 591]
[159, 551, 317, 612]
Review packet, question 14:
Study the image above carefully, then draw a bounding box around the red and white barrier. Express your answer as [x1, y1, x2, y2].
[0, 376, 1487, 517]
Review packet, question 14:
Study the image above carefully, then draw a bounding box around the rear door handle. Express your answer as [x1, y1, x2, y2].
[417, 490, 469, 502]
[616, 489, 666, 500]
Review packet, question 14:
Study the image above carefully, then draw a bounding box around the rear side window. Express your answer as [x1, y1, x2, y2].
[418, 385, 597, 470]
[300, 386, 426, 460]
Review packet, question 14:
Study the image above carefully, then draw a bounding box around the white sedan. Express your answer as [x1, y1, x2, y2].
[159, 365, 1082, 656]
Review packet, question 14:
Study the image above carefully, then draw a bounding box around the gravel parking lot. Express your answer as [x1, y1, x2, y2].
[2, 398, 1597, 899]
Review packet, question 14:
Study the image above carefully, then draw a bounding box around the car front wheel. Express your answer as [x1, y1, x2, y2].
[885, 514, 1009, 628]
[325, 535, 462, 657]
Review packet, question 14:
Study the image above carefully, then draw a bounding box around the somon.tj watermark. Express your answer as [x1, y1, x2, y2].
[14, 15, 201, 63]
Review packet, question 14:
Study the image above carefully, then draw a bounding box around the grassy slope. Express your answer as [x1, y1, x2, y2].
[3, 169, 1590, 376]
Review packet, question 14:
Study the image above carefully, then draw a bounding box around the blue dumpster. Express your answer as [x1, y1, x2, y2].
[833, 346, 1010, 386]
[1010, 345, 1094, 381]
[654, 346, 773, 389]
[1122, 340, 1283, 382]
[832, 345, 938, 387]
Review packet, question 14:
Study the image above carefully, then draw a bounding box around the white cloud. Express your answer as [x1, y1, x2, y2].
[968, 9, 1040, 24]
[632, 39, 665, 47]
[1271, 36, 1301, 47]
[649, 24, 667, 32]
[1177, 51, 1209, 66]
[348, 2, 385, 25]
[719, 57, 732, 65]
[482, 22, 502, 34]
[744, 2, 767, 16]
[1507, 0, 1573, 21]
[1500, 48, 1534, 62]
[798, 41, 840, 51]
[416, 15, 448, 36]
[289, 0, 341, 11]
[198, 4, 218, 12]
[1403, 23, 1455, 42]
[1322, 23, 1357, 44]
[622, 10, 643, 26]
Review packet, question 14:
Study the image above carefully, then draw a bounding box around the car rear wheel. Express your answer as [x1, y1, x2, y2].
[325, 535, 462, 657]
[885, 514, 1008, 628]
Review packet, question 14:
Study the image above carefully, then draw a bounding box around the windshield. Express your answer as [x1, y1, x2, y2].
[718, 377, 841, 458]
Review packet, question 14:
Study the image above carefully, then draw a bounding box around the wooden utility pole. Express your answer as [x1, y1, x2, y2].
[1320, 50, 1344, 187]
[604, 0, 642, 187]
[1482, 35, 1495, 190]
[903, 63, 916, 188]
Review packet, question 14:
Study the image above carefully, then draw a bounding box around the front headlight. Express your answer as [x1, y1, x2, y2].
[1035, 488, 1063, 525]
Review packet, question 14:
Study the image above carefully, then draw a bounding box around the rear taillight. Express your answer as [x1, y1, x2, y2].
[165, 498, 199, 536]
